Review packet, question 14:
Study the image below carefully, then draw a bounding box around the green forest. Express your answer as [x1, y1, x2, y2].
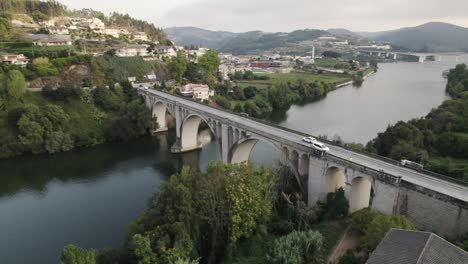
[59, 162, 416, 264]
[0, 54, 161, 159]
[367, 64, 468, 181]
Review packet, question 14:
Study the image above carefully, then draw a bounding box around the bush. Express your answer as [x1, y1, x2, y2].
[268, 230, 323, 264]
[215, 96, 231, 109]
[338, 249, 366, 264]
[42, 86, 82, 101]
[351, 209, 415, 250]
[321, 188, 349, 220]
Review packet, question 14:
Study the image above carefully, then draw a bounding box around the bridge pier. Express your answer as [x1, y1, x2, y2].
[308, 158, 329, 205]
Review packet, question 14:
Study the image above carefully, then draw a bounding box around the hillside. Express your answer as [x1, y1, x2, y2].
[166, 27, 328, 54]
[165, 27, 236, 49]
[327, 28, 359, 37]
[0, 0, 166, 43]
[366, 22, 468, 52]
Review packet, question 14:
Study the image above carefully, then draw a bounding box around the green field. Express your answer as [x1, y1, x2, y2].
[236, 72, 351, 89]
[314, 58, 351, 69]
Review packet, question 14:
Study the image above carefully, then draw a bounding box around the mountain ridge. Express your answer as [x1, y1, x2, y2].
[166, 22, 468, 53]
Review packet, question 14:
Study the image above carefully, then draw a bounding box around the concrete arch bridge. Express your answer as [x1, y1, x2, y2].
[140, 88, 468, 239]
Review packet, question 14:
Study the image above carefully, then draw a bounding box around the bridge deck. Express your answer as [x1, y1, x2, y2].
[141, 89, 468, 203]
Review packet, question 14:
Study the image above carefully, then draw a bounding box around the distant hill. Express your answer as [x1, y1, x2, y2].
[327, 28, 358, 37]
[361, 22, 468, 52]
[165, 27, 237, 49]
[165, 27, 327, 54]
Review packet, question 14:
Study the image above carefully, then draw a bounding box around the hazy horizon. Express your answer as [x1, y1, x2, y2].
[60, 0, 468, 33]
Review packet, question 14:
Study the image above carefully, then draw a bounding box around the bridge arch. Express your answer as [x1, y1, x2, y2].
[290, 150, 299, 171]
[180, 113, 219, 153]
[151, 101, 171, 132]
[299, 154, 309, 176]
[325, 167, 346, 193]
[349, 176, 373, 213]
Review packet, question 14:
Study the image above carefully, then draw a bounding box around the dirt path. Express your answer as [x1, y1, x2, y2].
[327, 227, 360, 264]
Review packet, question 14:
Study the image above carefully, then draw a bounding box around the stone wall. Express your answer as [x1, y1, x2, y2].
[396, 182, 468, 240]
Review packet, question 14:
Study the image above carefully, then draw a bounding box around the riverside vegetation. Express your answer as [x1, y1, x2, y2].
[0, 54, 164, 159]
[59, 162, 416, 264]
[366, 64, 468, 182]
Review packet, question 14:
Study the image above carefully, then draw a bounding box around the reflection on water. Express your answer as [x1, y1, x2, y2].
[0, 131, 221, 264]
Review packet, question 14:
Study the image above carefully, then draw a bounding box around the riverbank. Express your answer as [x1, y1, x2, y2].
[0, 84, 152, 160]
[215, 69, 372, 118]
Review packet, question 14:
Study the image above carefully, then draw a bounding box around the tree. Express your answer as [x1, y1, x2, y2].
[1, 70, 26, 99]
[321, 188, 349, 220]
[184, 62, 202, 83]
[268, 82, 297, 109]
[215, 96, 231, 109]
[233, 102, 243, 113]
[362, 214, 415, 250]
[0, 17, 11, 40]
[268, 230, 323, 264]
[243, 86, 257, 99]
[169, 51, 187, 82]
[198, 49, 220, 77]
[127, 163, 275, 264]
[32, 11, 49, 22]
[322, 51, 341, 58]
[60, 245, 96, 264]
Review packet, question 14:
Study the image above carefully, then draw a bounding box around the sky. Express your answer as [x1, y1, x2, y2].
[60, 0, 468, 32]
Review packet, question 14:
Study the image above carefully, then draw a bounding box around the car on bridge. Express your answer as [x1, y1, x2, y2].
[400, 160, 424, 170]
[303, 137, 330, 153]
[310, 141, 330, 153]
[302, 136, 317, 144]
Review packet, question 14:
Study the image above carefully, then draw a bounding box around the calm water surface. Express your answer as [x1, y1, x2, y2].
[1, 55, 467, 263]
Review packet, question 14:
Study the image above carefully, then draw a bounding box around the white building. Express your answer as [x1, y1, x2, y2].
[87, 18, 105, 30]
[318, 36, 337, 41]
[48, 26, 69, 35]
[117, 45, 150, 57]
[179, 84, 213, 101]
[132, 32, 148, 41]
[26, 34, 72, 46]
[156, 46, 177, 57]
[0, 54, 28, 66]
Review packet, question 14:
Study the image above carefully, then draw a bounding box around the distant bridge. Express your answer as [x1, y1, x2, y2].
[139, 88, 468, 239]
[359, 50, 446, 62]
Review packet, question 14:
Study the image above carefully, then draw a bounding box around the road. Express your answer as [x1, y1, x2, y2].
[142, 89, 468, 203]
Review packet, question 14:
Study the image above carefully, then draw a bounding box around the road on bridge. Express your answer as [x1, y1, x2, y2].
[141, 89, 468, 203]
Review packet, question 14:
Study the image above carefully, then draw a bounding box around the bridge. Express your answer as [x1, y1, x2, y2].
[359, 50, 440, 62]
[139, 88, 468, 239]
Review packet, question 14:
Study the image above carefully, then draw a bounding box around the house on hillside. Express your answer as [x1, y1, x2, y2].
[48, 26, 69, 35]
[25, 34, 72, 46]
[0, 54, 29, 66]
[156, 45, 177, 57]
[132, 32, 149, 41]
[117, 45, 150, 57]
[178, 84, 213, 101]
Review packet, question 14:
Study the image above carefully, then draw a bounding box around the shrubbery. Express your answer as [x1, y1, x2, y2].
[367, 64, 468, 181]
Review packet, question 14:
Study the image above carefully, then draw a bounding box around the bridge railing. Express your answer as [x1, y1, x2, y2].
[140, 88, 468, 187]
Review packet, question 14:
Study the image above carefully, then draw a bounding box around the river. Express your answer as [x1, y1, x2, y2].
[1, 55, 467, 263]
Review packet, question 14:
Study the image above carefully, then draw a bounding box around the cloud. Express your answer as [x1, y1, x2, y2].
[162, 0, 468, 31]
[59, 0, 468, 32]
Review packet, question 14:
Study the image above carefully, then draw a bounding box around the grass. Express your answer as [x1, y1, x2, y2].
[235, 71, 351, 90]
[314, 58, 351, 70]
[222, 218, 349, 263]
